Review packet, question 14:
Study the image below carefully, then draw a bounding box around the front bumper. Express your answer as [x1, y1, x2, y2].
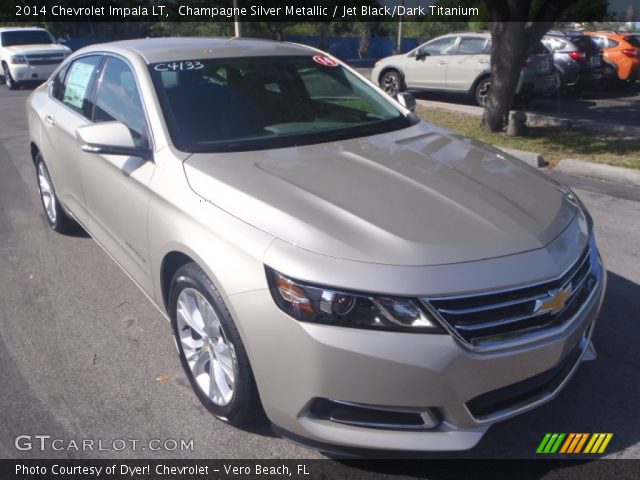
[228, 257, 606, 452]
[6, 63, 59, 83]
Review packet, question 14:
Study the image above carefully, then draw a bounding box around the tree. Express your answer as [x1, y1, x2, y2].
[480, 0, 608, 132]
[356, 22, 373, 59]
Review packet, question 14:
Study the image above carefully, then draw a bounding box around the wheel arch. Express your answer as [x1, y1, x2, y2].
[30, 142, 40, 167]
[159, 250, 198, 314]
[378, 65, 405, 84]
[469, 73, 491, 95]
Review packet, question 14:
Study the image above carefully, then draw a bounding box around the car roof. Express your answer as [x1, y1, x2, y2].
[584, 31, 634, 39]
[435, 32, 490, 39]
[80, 37, 318, 64]
[546, 30, 586, 37]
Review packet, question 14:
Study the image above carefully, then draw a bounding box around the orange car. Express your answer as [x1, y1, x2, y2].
[585, 31, 640, 85]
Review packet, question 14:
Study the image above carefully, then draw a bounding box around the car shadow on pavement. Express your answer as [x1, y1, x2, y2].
[324, 270, 640, 466]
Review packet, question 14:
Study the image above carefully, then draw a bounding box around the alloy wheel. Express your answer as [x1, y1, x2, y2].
[37, 162, 57, 225]
[476, 80, 490, 107]
[381, 72, 400, 96]
[175, 287, 236, 406]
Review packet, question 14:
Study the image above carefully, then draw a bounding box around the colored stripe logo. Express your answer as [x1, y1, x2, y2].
[536, 433, 612, 454]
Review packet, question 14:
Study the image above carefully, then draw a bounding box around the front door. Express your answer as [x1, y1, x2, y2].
[80, 55, 155, 293]
[406, 36, 458, 90]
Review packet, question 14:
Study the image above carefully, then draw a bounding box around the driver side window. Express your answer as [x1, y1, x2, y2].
[93, 57, 148, 148]
[419, 37, 458, 56]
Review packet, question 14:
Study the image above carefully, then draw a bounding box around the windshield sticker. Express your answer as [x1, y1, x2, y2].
[312, 55, 338, 67]
[153, 61, 204, 71]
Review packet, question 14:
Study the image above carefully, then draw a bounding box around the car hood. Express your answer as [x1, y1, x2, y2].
[4, 44, 67, 55]
[183, 122, 577, 266]
[376, 54, 406, 67]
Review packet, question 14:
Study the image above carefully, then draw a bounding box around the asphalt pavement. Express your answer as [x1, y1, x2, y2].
[0, 85, 639, 465]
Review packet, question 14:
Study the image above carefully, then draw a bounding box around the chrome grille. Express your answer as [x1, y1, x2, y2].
[423, 245, 599, 352]
[26, 53, 64, 66]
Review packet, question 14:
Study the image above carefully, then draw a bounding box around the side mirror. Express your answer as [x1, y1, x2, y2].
[397, 92, 416, 112]
[415, 51, 429, 60]
[76, 121, 151, 159]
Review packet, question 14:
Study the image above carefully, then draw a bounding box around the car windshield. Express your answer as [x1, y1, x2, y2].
[148, 56, 414, 152]
[1, 30, 53, 46]
[625, 35, 640, 48]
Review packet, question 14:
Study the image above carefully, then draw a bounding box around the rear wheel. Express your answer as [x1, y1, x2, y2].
[380, 70, 404, 97]
[169, 262, 261, 426]
[35, 153, 76, 233]
[474, 77, 491, 107]
[3, 63, 18, 90]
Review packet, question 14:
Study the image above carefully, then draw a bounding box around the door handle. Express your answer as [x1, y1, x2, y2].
[438, 61, 447, 65]
[44, 114, 55, 126]
[478, 59, 489, 64]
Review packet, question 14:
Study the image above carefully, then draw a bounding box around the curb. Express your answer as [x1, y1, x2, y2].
[495, 146, 548, 168]
[526, 113, 640, 137]
[553, 159, 640, 188]
[417, 99, 482, 117]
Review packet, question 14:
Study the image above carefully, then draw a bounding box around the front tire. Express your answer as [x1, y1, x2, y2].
[380, 69, 404, 97]
[35, 153, 76, 233]
[3, 63, 18, 90]
[169, 263, 261, 426]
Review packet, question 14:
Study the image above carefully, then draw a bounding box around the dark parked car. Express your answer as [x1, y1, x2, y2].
[542, 31, 604, 92]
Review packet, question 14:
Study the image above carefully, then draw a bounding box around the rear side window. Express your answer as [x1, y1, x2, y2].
[572, 36, 599, 53]
[543, 38, 567, 52]
[606, 38, 619, 48]
[93, 57, 148, 147]
[456, 37, 487, 55]
[625, 35, 640, 48]
[61, 56, 102, 118]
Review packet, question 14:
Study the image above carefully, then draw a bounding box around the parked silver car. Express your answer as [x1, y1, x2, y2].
[542, 31, 605, 92]
[372, 32, 557, 106]
[27, 37, 605, 453]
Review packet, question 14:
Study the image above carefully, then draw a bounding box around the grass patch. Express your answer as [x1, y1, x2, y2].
[416, 106, 640, 170]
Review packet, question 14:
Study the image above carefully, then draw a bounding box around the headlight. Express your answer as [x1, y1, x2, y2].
[266, 267, 443, 333]
[10, 55, 27, 65]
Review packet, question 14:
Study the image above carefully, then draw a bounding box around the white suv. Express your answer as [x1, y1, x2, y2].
[0, 27, 70, 90]
[372, 32, 557, 106]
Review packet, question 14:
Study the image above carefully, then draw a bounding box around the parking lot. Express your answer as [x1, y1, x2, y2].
[0, 84, 639, 464]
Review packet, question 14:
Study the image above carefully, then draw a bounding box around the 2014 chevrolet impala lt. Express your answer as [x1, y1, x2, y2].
[27, 38, 606, 453]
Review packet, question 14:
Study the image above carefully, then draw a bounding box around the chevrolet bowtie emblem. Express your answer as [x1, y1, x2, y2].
[534, 286, 572, 315]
